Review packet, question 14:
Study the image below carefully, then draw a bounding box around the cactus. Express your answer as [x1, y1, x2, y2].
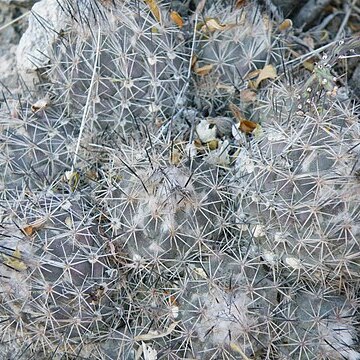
[191, 1, 279, 114]
[0, 189, 125, 358]
[38, 0, 190, 136]
[232, 41, 360, 286]
[1, 0, 360, 358]
[90, 133, 233, 267]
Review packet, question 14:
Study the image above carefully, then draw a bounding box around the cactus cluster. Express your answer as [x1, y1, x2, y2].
[0, 0, 360, 359]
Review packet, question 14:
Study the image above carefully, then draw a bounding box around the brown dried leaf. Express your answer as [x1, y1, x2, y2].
[278, 19, 293, 32]
[191, 54, 198, 69]
[144, 0, 161, 23]
[22, 217, 47, 236]
[194, 63, 213, 76]
[254, 64, 277, 88]
[23, 225, 34, 236]
[170, 10, 184, 28]
[235, 0, 247, 8]
[229, 102, 246, 122]
[239, 119, 258, 134]
[229, 102, 258, 134]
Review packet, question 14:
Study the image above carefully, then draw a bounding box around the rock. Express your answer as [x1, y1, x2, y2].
[0, 0, 38, 7]
[16, 0, 65, 89]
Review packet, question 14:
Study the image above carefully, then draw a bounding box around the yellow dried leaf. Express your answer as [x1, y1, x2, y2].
[3, 248, 27, 271]
[278, 19, 293, 31]
[201, 18, 228, 32]
[254, 64, 277, 88]
[64, 170, 80, 191]
[206, 139, 219, 150]
[303, 60, 314, 72]
[170, 10, 183, 28]
[144, 0, 161, 23]
[194, 63, 213, 76]
[229, 342, 251, 360]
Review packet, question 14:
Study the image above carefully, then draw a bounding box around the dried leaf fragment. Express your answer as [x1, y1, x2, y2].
[254, 64, 277, 88]
[240, 89, 257, 103]
[64, 170, 80, 191]
[3, 248, 27, 271]
[201, 18, 228, 32]
[31, 98, 50, 112]
[194, 63, 213, 75]
[278, 19, 293, 31]
[23, 217, 47, 236]
[235, 0, 247, 8]
[239, 119, 258, 133]
[144, 0, 161, 23]
[229, 342, 251, 360]
[134, 322, 178, 341]
[170, 10, 183, 28]
[229, 102, 258, 134]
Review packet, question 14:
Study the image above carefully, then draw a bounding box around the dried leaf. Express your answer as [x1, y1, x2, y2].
[144, 0, 161, 23]
[239, 119, 258, 134]
[191, 54, 198, 69]
[23, 217, 47, 235]
[193, 267, 208, 279]
[3, 248, 27, 271]
[31, 98, 50, 112]
[134, 322, 178, 341]
[64, 170, 80, 191]
[240, 89, 257, 103]
[229, 102, 258, 134]
[195, 0, 207, 15]
[23, 225, 34, 236]
[206, 139, 219, 150]
[229, 342, 251, 360]
[349, 20, 360, 32]
[254, 64, 277, 88]
[170, 148, 181, 165]
[245, 69, 261, 80]
[278, 19, 292, 31]
[235, 0, 247, 8]
[229, 102, 246, 122]
[201, 18, 228, 32]
[303, 60, 314, 72]
[194, 63, 213, 76]
[170, 10, 183, 28]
